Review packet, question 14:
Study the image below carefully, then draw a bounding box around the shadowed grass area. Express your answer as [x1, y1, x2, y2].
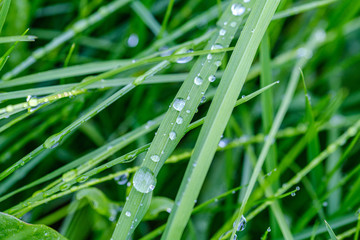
[0, 0, 359, 239]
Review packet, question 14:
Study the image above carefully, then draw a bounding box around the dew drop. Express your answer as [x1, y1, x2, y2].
[114, 174, 128, 185]
[127, 33, 139, 48]
[62, 169, 77, 182]
[230, 21, 237, 27]
[132, 167, 156, 193]
[125, 211, 131, 217]
[323, 201, 328, 207]
[59, 183, 70, 191]
[194, 76, 203, 85]
[173, 98, 186, 111]
[186, 110, 190, 114]
[169, 131, 176, 140]
[211, 44, 223, 50]
[218, 139, 229, 148]
[176, 116, 183, 124]
[219, 29, 226, 36]
[207, 54, 212, 60]
[215, 60, 222, 67]
[166, 208, 172, 213]
[76, 175, 89, 183]
[267, 227, 271, 232]
[296, 186, 300, 191]
[176, 49, 194, 63]
[200, 96, 206, 103]
[44, 133, 62, 149]
[291, 192, 296, 197]
[208, 75, 216, 82]
[150, 154, 160, 163]
[27, 95, 38, 107]
[159, 46, 173, 57]
[233, 215, 247, 231]
[231, 3, 245, 16]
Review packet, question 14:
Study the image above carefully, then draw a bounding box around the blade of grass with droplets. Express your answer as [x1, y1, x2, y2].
[2, 0, 132, 80]
[162, 0, 282, 239]
[111, 1, 254, 238]
[0, 82, 276, 205]
[0, 60, 170, 181]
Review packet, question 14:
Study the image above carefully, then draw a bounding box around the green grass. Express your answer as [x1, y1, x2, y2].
[1, 0, 360, 239]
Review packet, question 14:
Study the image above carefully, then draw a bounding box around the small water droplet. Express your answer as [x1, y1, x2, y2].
[291, 192, 296, 197]
[267, 227, 271, 232]
[125, 211, 131, 217]
[323, 201, 328, 207]
[150, 154, 160, 163]
[194, 76, 203, 85]
[62, 169, 77, 182]
[173, 98, 186, 111]
[169, 131, 176, 140]
[159, 46, 173, 57]
[114, 174, 128, 185]
[233, 215, 246, 231]
[297, 47, 313, 59]
[200, 96, 206, 103]
[132, 167, 156, 193]
[211, 44, 223, 50]
[60, 183, 70, 191]
[230, 21, 237, 27]
[218, 139, 229, 148]
[127, 33, 139, 47]
[207, 54, 212, 60]
[176, 49, 194, 64]
[176, 116, 183, 124]
[215, 60, 222, 67]
[166, 208, 172, 213]
[44, 133, 62, 149]
[219, 29, 226, 36]
[76, 175, 89, 183]
[186, 110, 190, 113]
[296, 186, 300, 191]
[231, 3, 245, 16]
[208, 75, 216, 82]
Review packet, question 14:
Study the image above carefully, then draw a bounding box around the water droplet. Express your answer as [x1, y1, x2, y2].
[59, 183, 70, 191]
[207, 54, 212, 60]
[296, 186, 300, 191]
[215, 60, 222, 67]
[76, 175, 89, 183]
[314, 29, 326, 42]
[62, 169, 77, 182]
[27, 95, 38, 107]
[211, 44, 223, 50]
[176, 49, 194, 64]
[218, 139, 229, 148]
[44, 133, 62, 149]
[230, 21, 237, 27]
[323, 201, 328, 207]
[132, 167, 156, 193]
[127, 33, 139, 48]
[176, 116, 183, 124]
[173, 98, 186, 111]
[231, 3, 245, 16]
[208, 75, 216, 82]
[219, 29, 226, 36]
[267, 227, 271, 232]
[166, 208, 172, 213]
[169, 131, 176, 140]
[125, 211, 131, 217]
[159, 46, 173, 57]
[297, 47, 313, 59]
[233, 215, 246, 231]
[150, 154, 160, 163]
[194, 76, 203, 85]
[186, 110, 190, 113]
[200, 96, 206, 103]
[114, 174, 128, 185]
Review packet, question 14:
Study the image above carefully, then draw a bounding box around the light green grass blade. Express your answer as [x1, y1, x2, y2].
[325, 220, 339, 240]
[0, 0, 11, 33]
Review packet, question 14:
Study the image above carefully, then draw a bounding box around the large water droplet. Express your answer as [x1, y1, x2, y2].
[194, 76, 203, 85]
[169, 131, 176, 140]
[125, 211, 131, 217]
[150, 154, 160, 163]
[176, 49, 194, 64]
[233, 215, 246, 231]
[127, 33, 139, 48]
[132, 167, 156, 193]
[27, 95, 38, 107]
[208, 75, 216, 82]
[173, 98, 186, 111]
[231, 3, 245, 16]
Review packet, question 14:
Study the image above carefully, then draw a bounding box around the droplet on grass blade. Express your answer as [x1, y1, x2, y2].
[150, 154, 160, 163]
[125, 211, 131, 217]
[194, 76, 203, 85]
[176, 49, 194, 63]
[219, 29, 226, 36]
[208, 75, 216, 82]
[231, 3, 245, 16]
[127, 33, 139, 47]
[173, 98, 186, 111]
[176, 116, 183, 124]
[211, 44, 223, 50]
[115, 174, 128, 185]
[169, 131, 176, 140]
[132, 167, 156, 193]
[233, 215, 247, 231]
